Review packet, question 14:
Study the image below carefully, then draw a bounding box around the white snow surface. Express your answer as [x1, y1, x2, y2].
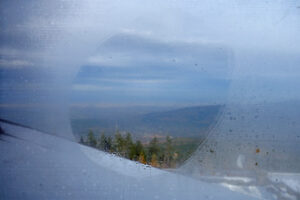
[268, 173, 300, 193]
[0, 121, 258, 200]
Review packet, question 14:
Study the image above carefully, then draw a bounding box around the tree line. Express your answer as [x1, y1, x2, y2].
[79, 130, 177, 168]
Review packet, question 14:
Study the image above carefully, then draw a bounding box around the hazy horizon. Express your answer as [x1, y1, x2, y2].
[70, 33, 230, 107]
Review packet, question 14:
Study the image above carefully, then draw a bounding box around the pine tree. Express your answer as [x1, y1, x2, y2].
[148, 137, 160, 162]
[135, 140, 144, 157]
[124, 132, 133, 158]
[106, 136, 113, 152]
[114, 131, 124, 156]
[129, 143, 137, 160]
[98, 133, 107, 151]
[87, 130, 97, 147]
[164, 135, 174, 167]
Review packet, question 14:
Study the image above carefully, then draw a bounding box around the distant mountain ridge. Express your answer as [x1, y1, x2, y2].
[141, 105, 222, 137]
[71, 105, 223, 139]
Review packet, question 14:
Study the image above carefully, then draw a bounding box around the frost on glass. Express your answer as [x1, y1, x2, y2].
[1, 0, 300, 199]
[181, 52, 300, 175]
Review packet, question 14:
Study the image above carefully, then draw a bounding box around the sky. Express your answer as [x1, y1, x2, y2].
[70, 33, 231, 106]
[0, 0, 300, 108]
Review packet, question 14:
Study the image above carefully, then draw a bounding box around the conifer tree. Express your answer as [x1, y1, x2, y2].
[165, 135, 174, 167]
[129, 142, 137, 160]
[124, 132, 133, 158]
[106, 136, 113, 152]
[114, 131, 124, 155]
[98, 133, 107, 151]
[148, 137, 160, 162]
[87, 130, 97, 147]
[135, 140, 144, 157]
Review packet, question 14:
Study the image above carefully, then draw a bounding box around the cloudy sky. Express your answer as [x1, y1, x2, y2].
[1, 0, 300, 107]
[71, 33, 231, 106]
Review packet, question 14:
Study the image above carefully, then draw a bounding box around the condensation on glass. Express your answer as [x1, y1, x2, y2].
[0, 0, 299, 199]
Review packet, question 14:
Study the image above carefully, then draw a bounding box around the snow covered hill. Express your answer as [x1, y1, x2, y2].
[0, 120, 258, 200]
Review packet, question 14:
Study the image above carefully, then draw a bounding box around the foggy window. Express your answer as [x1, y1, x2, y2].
[1, 1, 300, 199]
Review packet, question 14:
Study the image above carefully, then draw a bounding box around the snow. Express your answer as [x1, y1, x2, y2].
[0, 121, 258, 200]
[268, 173, 300, 193]
[220, 183, 263, 199]
[80, 145, 164, 179]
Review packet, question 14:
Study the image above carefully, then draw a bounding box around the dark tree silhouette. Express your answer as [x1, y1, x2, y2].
[87, 130, 97, 147]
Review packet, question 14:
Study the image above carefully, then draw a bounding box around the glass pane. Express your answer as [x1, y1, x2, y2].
[1, 0, 299, 199]
[70, 32, 230, 167]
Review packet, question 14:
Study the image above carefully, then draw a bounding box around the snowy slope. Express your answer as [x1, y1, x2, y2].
[0, 120, 258, 200]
